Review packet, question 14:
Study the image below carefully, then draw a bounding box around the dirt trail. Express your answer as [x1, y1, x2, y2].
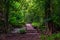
[0, 24, 40, 40]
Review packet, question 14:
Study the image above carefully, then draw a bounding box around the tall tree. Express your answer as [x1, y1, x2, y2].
[3, 0, 9, 33]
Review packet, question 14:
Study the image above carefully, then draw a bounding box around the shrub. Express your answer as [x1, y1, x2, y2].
[19, 29, 26, 34]
[32, 22, 40, 28]
[40, 33, 60, 40]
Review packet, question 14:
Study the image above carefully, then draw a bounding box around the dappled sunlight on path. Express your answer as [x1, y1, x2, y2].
[26, 23, 35, 30]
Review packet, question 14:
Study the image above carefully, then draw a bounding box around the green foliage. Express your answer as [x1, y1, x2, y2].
[51, 0, 60, 27]
[47, 33, 60, 40]
[32, 22, 40, 27]
[8, 0, 45, 28]
[39, 26, 46, 31]
[7, 0, 60, 31]
[40, 33, 60, 40]
[8, 0, 25, 26]
[40, 34, 47, 40]
[1, 0, 59, 31]
[19, 29, 26, 34]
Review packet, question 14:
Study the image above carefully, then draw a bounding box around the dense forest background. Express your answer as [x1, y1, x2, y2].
[8, 0, 45, 27]
[0, 0, 60, 35]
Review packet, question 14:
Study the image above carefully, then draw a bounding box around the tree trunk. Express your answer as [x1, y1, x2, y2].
[4, 0, 9, 33]
[45, 0, 53, 35]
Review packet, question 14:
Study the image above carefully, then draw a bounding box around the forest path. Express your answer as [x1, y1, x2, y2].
[0, 23, 40, 40]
